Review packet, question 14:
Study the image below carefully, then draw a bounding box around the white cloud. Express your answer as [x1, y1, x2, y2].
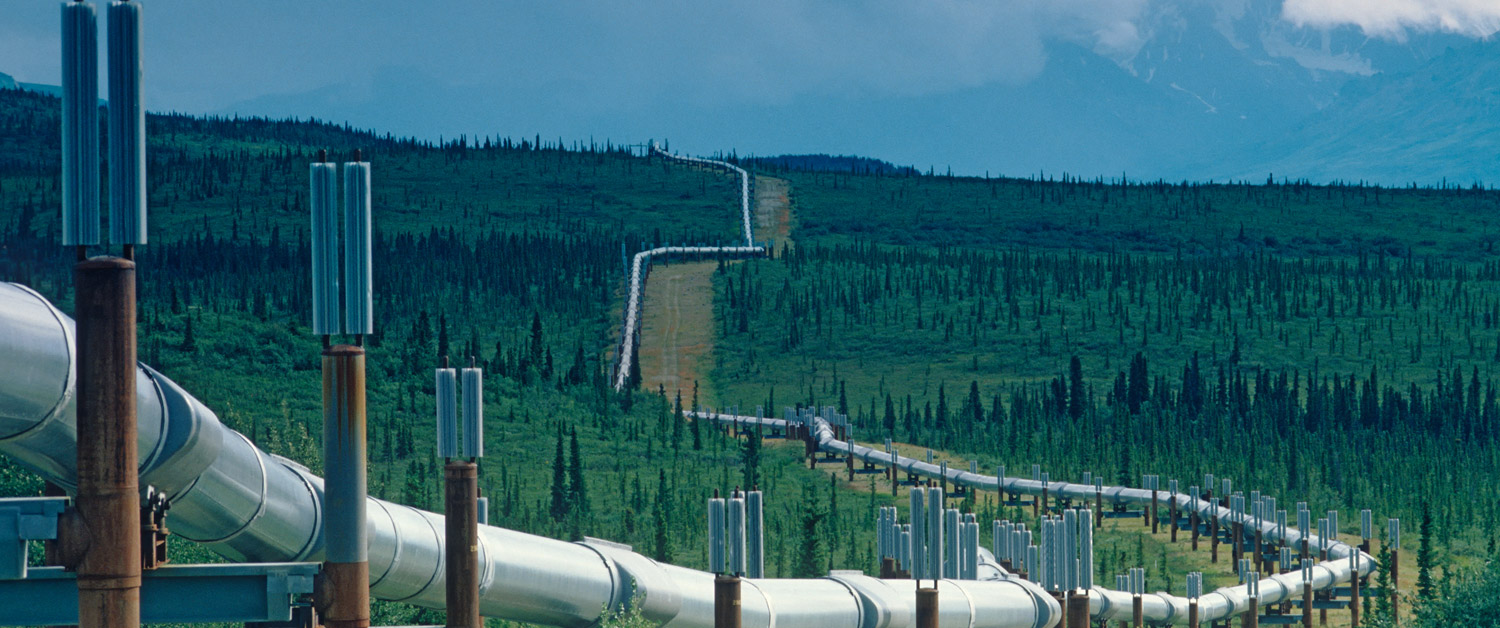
[1282, 0, 1500, 39]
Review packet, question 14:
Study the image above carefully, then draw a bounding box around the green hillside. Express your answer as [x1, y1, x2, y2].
[0, 88, 886, 625]
[1, 85, 1495, 624]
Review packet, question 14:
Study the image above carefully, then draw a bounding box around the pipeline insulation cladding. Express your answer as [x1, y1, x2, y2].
[745, 491, 764, 578]
[61, 1, 100, 246]
[435, 368, 458, 458]
[727, 498, 746, 575]
[707, 498, 725, 574]
[460, 368, 483, 458]
[108, 0, 147, 244]
[343, 161, 374, 334]
[309, 163, 341, 334]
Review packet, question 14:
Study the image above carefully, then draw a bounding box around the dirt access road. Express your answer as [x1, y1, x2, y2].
[636, 175, 792, 405]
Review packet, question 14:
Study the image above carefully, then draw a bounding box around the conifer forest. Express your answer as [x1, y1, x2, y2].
[3, 78, 1500, 627]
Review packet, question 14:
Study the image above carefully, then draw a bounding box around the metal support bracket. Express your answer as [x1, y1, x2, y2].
[0, 497, 66, 580]
[0, 563, 318, 626]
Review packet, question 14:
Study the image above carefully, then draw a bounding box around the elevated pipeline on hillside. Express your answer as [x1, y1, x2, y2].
[691, 410, 1377, 625]
[613, 144, 765, 391]
[0, 282, 1058, 628]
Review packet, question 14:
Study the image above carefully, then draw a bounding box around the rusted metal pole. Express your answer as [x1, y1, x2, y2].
[1318, 547, 1327, 627]
[322, 345, 370, 628]
[916, 586, 939, 628]
[1349, 564, 1360, 628]
[1189, 600, 1200, 628]
[1150, 489, 1159, 533]
[714, 575, 741, 628]
[1302, 587, 1313, 628]
[1133, 594, 1144, 628]
[1242, 597, 1258, 628]
[1095, 488, 1103, 529]
[1232, 522, 1244, 570]
[880, 557, 896, 579]
[1211, 514, 1220, 563]
[1389, 549, 1399, 626]
[74, 257, 141, 628]
[1170, 495, 1178, 542]
[446, 460, 480, 628]
[1067, 590, 1090, 628]
[1191, 508, 1200, 550]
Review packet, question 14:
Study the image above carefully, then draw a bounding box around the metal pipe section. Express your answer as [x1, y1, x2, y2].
[445, 461, 480, 628]
[0, 285, 1068, 628]
[322, 345, 370, 628]
[612, 244, 764, 390]
[73, 259, 142, 628]
[692, 410, 1378, 625]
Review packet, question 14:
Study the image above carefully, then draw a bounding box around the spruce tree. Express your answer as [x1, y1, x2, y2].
[794, 486, 827, 577]
[568, 428, 587, 515]
[1416, 502, 1436, 600]
[549, 432, 569, 521]
[883, 393, 896, 435]
[741, 426, 761, 490]
[1069, 355, 1086, 420]
[672, 391, 685, 451]
[653, 470, 672, 562]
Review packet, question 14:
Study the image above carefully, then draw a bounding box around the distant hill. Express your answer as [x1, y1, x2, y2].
[1220, 40, 1500, 185]
[746, 154, 917, 176]
[1, 72, 93, 102]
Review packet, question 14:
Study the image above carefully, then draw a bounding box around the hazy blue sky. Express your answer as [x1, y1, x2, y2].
[3, 1, 1496, 176]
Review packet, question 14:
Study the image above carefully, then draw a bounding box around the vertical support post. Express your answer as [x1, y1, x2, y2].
[1243, 595, 1258, 628]
[1233, 522, 1244, 571]
[1349, 555, 1360, 628]
[1170, 493, 1179, 542]
[916, 586, 939, 628]
[74, 258, 141, 628]
[715, 575, 742, 628]
[1192, 504, 1200, 550]
[1388, 517, 1400, 627]
[1067, 590, 1090, 628]
[939, 461, 948, 496]
[1189, 601, 1200, 628]
[1301, 559, 1314, 628]
[1095, 484, 1104, 529]
[746, 490, 764, 579]
[322, 345, 369, 628]
[1211, 511, 1220, 563]
[1133, 594, 1144, 628]
[445, 460, 480, 628]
